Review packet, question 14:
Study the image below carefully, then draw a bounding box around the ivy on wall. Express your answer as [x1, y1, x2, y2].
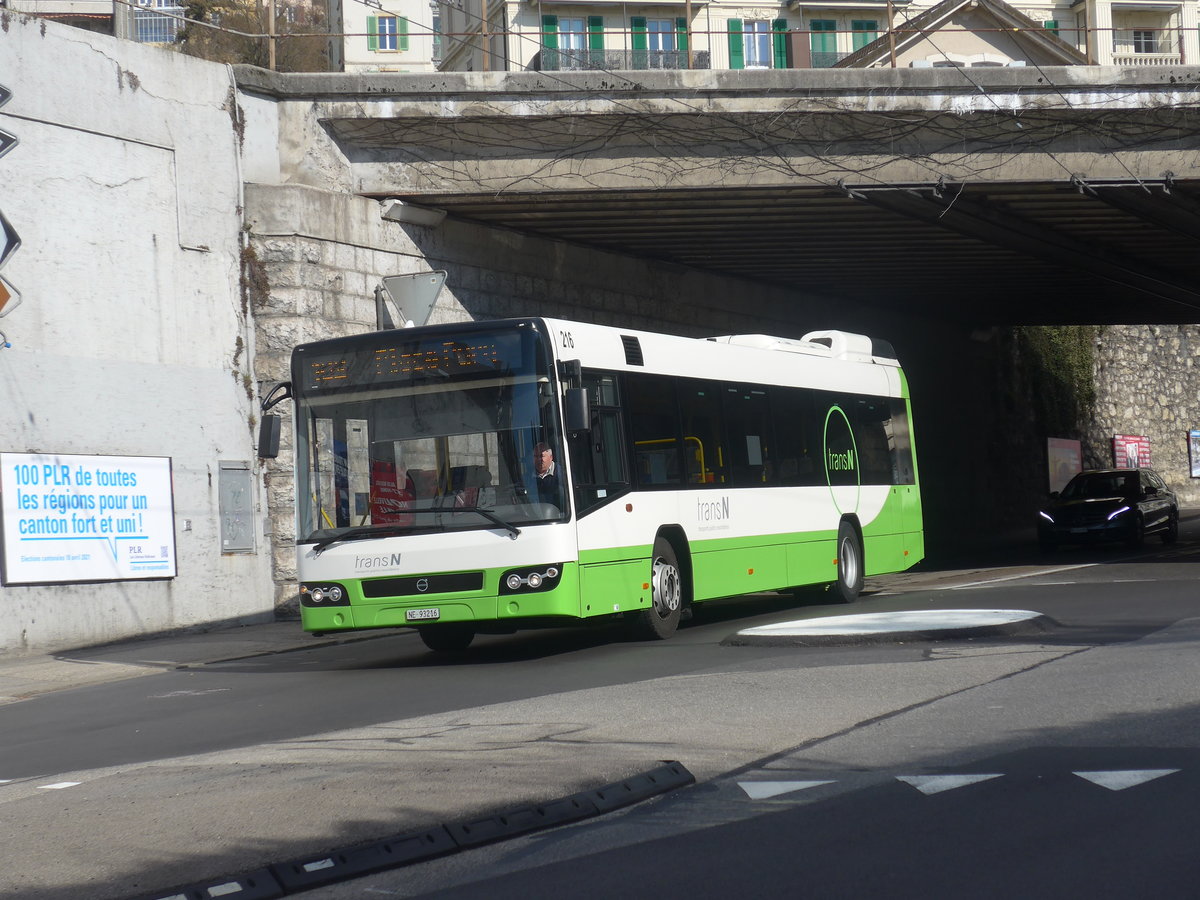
[1015, 324, 1100, 440]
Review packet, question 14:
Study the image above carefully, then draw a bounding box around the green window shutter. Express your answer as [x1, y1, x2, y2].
[631, 16, 647, 68]
[728, 19, 744, 69]
[367, 15, 378, 52]
[850, 19, 877, 50]
[398, 16, 409, 52]
[1043, 19, 1060, 32]
[772, 19, 787, 68]
[676, 17, 688, 53]
[588, 16, 604, 51]
[810, 19, 836, 66]
[542, 14, 558, 49]
[631, 16, 648, 50]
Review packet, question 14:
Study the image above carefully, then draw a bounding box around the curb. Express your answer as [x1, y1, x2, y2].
[126, 761, 695, 900]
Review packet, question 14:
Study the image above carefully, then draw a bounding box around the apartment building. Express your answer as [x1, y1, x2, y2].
[433, 0, 1200, 71]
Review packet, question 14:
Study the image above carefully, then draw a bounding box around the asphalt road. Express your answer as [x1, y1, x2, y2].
[2, 525, 1198, 899]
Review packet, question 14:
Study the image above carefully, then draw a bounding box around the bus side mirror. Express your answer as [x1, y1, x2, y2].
[258, 415, 282, 459]
[565, 388, 590, 433]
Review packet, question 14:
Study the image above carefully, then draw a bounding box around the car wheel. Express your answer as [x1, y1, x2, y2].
[1161, 512, 1179, 545]
[833, 521, 864, 603]
[630, 538, 683, 640]
[417, 623, 476, 652]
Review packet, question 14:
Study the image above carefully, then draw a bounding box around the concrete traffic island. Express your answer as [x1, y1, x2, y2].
[722, 609, 1058, 647]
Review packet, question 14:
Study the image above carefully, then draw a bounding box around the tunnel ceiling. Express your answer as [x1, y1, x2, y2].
[383, 178, 1200, 326]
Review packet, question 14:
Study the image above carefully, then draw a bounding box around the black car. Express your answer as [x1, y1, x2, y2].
[1038, 468, 1178, 550]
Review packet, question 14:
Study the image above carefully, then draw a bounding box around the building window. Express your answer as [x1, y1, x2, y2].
[744, 19, 771, 68]
[1132, 30, 1157, 52]
[1042, 20, 1059, 33]
[648, 19, 676, 52]
[850, 19, 877, 51]
[368, 16, 409, 52]
[559, 17, 585, 51]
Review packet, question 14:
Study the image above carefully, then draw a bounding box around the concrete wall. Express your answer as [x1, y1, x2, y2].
[1089, 325, 1200, 505]
[0, 12, 275, 652]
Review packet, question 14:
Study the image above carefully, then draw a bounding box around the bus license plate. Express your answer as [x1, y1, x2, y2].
[406, 608, 440, 621]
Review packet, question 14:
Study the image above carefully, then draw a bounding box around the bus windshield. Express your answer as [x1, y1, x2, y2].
[291, 324, 565, 543]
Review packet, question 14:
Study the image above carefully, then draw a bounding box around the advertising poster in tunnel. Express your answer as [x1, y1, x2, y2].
[1046, 437, 1081, 493]
[0, 453, 177, 585]
[1190, 430, 1200, 478]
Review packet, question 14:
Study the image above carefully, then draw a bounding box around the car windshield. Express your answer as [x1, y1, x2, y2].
[1060, 473, 1135, 501]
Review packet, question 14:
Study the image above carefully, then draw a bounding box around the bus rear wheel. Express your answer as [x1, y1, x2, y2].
[417, 623, 476, 652]
[631, 538, 683, 640]
[833, 521, 863, 604]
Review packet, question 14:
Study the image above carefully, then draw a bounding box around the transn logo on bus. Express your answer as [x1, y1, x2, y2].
[355, 553, 402, 570]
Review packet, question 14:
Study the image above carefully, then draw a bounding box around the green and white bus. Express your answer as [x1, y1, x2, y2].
[260, 317, 923, 650]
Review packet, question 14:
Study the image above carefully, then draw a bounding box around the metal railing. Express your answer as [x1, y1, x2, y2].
[1111, 28, 1181, 65]
[133, 3, 185, 44]
[538, 48, 711, 71]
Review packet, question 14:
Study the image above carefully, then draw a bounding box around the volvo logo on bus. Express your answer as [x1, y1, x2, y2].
[416, 578, 429, 592]
[823, 405, 860, 515]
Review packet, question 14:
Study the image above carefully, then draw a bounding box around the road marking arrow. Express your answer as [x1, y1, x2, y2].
[897, 774, 1004, 795]
[739, 780, 836, 800]
[1074, 769, 1180, 791]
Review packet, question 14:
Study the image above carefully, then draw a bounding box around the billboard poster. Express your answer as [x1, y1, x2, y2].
[1111, 434, 1151, 469]
[1, 453, 177, 585]
[1046, 438, 1082, 493]
[1190, 430, 1200, 478]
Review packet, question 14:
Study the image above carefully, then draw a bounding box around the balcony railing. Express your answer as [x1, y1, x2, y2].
[538, 48, 711, 71]
[133, 4, 184, 44]
[1111, 28, 1181, 65]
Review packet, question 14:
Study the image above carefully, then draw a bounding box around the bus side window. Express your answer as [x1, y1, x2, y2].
[771, 386, 822, 486]
[627, 374, 683, 486]
[725, 385, 771, 486]
[677, 382, 725, 485]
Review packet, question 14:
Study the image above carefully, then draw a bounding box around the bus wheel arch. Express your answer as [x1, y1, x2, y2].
[630, 528, 690, 640]
[833, 517, 864, 604]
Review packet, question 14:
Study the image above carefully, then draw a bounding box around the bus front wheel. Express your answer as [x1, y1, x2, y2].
[833, 521, 863, 604]
[417, 623, 476, 652]
[631, 538, 683, 640]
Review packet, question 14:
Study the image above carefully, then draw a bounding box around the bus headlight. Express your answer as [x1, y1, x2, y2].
[499, 564, 563, 595]
[300, 582, 351, 607]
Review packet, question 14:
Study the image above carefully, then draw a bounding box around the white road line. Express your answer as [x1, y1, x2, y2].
[738, 781, 835, 800]
[946, 563, 1095, 590]
[1074, 769, 1180, 791]
[896, 774, 1004, 795]
[36, 782, 80, 790]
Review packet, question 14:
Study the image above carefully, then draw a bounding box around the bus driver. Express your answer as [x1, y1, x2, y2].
[534, 442, 560, 506]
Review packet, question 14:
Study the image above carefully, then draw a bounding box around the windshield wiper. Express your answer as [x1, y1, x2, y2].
[310, 524, 415, 555]
[446, 506, 522, 538]
[308, 508, 521, 554]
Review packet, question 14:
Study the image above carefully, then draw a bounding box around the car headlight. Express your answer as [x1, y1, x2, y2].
[1107, 505, 1131, 521]
[1038, 511, 1054, 523]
